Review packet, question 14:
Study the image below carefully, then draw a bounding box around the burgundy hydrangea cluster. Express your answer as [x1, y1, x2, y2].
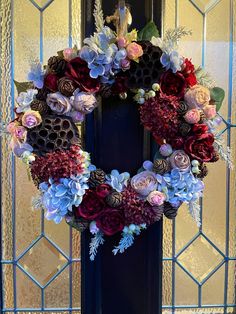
[31, 145, 86, 185]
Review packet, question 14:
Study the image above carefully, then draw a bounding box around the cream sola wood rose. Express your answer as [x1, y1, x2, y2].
[2, 0, 230, 261]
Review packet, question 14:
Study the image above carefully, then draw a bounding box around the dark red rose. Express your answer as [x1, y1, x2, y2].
[96, 208, 125, 236]
[65, 57, 100, 93]
[182, 59, 197, 87]
[96, 184, 112, 198]
[44, 73, 58, 92]
[77, 190, 105, 220]
[112, 76, 128, 94]
[170, 136, 184, 149]
[184, 132, 215, 162]
[192, 124, 209, 137]
[160, 71, 187, 99]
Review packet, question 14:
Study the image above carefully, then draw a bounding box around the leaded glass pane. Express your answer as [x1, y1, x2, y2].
[0, 0, 82, 311]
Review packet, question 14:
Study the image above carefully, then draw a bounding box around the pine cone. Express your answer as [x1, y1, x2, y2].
[36, 87, 50, 101]
[196, 163, 208, 179]
[106, 191, 123, 207]
[30, 100, 51, 116]
[163, 202, 178, 219]
[89, 169, 106, 188]
[66, 215, 89, 232]
[58, 77, 76, 97]
[153, 159, 170, 175]
[211, 151, 220, 162]
[100, 84, 113, 98]
[177, 101, 189, 116]
[179, 122, 192, 136]
[48, 56, 67, 75]
[199, 111, 207, 124]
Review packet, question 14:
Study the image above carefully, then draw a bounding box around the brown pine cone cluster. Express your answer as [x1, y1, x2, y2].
[153, 159, 170, 175]
[48, 56, 67, 75]
[196, 163, 208, 179]
[100, 84, 113, 98]
[179, 122, 192, 136]
[177, 101, 189, 116]
[30, 99, 51, 116]
[36, 87, 50, 101]
[163, 202, 179, 219]
[89, 169, 106, 188]
[106, 191, 123, 208]
[66, 211, 89, 232]
[58, 77, 76, 97]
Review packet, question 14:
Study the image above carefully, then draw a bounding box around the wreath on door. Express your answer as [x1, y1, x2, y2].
[4, 1, 232, 260]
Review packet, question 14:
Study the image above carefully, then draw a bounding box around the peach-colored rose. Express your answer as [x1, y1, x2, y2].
[147, 191, 166, 206]
[184, 85, 210, 109]
[184, 109, 200, 124]
[22, 110, 42, 129]
[117, 37, 128, 48]
[126, 43, 143, 61]
[7, 121, 20, 134]
[203, 104, 217, 119]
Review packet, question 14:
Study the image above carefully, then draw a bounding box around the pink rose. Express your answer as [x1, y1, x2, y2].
[203, 104, 217, 119]
[184, 109, 200, 124]
[184, 85, 210, 109]
[131, 171, 157, 197]
[169, 150, 191, 172]
[126, 43, 143, 61]
[117, 37, 128, 48]
[22, 110, 42, 129]
[14, 126, 27, 142]
[147, 191, 166, 206]
[121, 59, 131, 71]
[63, 48, 77, 61]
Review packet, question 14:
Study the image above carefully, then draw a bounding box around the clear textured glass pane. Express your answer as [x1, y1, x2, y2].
[190, 0, 220, 13]
[162, 261, 172, 306]
[16, 267, 41, 308]
[178, 0, 203, 65]
[227, 261, 236, 305]
[72, 262, 81, 308]
[175, 203, 199, 254]
[163, 0, 176, 31]
[175, 264, 198, 305]
[44, 267, 70, 308]
[2, 265, 14, 309]
[163, 218, 173, 258]
[18, 237, 68, 286]
[177, 235, 224, 283]
[174, 308, 225, 313]
[44, 219, 70, 257]
[31, 0, 52, 9]
[72, 229, 81, 259]
[202, 264, 225, 305]
[227, 308, 236, 314]
[43, 0, 69, 63]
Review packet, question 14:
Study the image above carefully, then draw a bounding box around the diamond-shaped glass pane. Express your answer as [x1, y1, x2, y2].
[18, 238, 67, 286]
[31, 0, 52, 9]
[191, 0, 219, 13]
[177, 236, 224, 282]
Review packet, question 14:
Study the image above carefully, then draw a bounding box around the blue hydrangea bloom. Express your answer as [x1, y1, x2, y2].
[39, 175, 89, 224]
[106, 170, 130, 193]
[80, 27, 126, 82]
[27, 63, 44, 89]
[160, 51, 184, 73]
[157, 168, 204, 205]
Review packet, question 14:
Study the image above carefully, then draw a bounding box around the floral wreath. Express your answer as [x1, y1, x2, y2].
[3, 1, 232, 260]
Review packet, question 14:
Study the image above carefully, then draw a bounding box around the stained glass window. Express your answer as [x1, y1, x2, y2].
[162, 0, 236, 313]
